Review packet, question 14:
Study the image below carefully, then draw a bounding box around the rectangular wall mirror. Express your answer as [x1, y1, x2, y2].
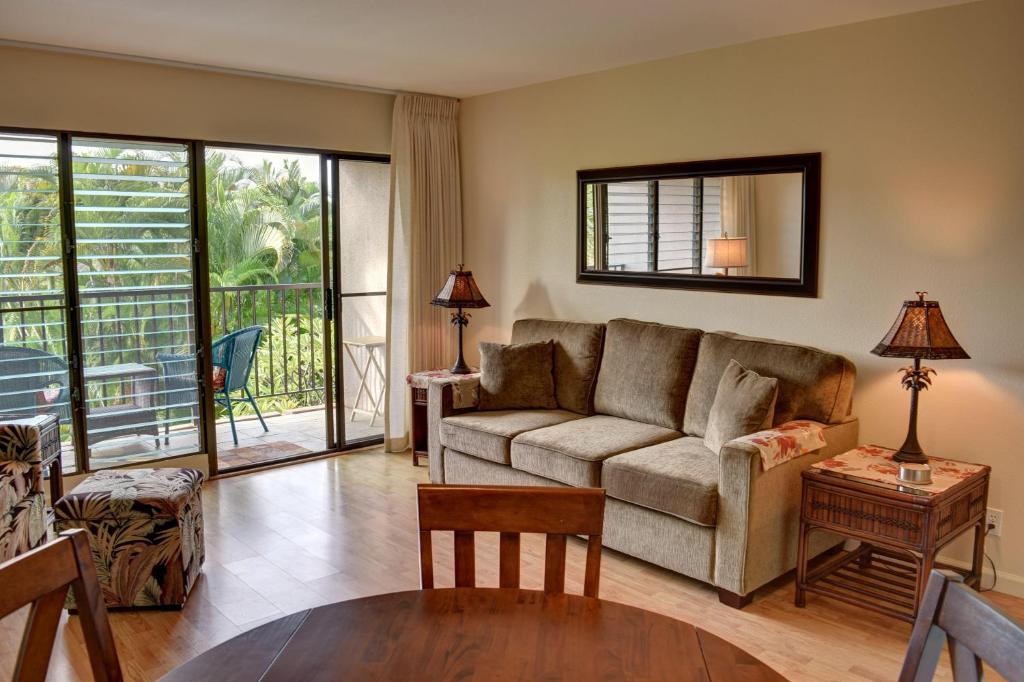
[577, 153, 820, 297]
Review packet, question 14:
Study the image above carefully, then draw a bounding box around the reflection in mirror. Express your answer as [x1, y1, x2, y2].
[583, 172, 803, 279]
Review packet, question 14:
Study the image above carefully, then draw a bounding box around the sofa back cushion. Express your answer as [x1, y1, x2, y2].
[593, 319, 702, 430]
[684, 331, 856, 437]
[511, 319, 606, 415]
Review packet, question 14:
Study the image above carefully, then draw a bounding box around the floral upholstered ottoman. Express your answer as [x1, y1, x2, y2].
[54, 467, 205, 609]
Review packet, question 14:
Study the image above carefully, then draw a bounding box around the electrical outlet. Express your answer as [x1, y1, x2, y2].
[986, 508, 1003, 537]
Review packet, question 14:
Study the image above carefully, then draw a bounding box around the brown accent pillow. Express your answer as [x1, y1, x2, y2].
[704, 359, 779, 454]
[478, 341, 557, 411]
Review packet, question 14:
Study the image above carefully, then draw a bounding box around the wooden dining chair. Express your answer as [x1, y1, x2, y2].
[899, 570, 1024, 681]
[0, 530, 123, 682]
[416, 484, 606, 597]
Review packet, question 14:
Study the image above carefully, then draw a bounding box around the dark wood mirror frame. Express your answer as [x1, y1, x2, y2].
[576, 152, 821, 297]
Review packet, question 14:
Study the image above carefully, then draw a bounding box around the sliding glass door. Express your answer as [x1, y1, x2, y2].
[335, 159, 389, 446]
[69, 137, 203, 469]
[205, 146, 329, 470]
[2, 125, 390, 475]
[0, 133, 77, 468]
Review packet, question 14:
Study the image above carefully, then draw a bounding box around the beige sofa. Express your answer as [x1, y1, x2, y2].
[427, 318, 858, 607]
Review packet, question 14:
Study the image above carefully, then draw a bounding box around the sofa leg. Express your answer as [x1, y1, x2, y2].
[717, 588, 754, 609]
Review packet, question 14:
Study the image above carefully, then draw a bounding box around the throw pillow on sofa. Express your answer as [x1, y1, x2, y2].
[704, 359, 779, 454]
[478, 341, 558, 410]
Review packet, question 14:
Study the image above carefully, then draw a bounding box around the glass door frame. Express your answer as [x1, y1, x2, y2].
[3, 125, 389, 477]
[56, 129, 209, 475]
[199, 142, 390, 476]
[326, 155, 392, 449]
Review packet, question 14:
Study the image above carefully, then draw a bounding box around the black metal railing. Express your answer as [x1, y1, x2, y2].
[210, 283, 324, 405]
[0, 283, 386, 411]
[0, 284, 287, 407]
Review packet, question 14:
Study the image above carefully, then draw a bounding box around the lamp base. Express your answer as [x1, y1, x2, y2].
[892, 447, 928, 465]
[449, 359, 473, 375]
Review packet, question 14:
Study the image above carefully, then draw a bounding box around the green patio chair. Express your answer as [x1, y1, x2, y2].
[159, 326, 267, 446]
[211, 326, 267, 446]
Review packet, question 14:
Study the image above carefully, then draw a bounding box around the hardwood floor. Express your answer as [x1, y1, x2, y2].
[2, 448, 1021, 681]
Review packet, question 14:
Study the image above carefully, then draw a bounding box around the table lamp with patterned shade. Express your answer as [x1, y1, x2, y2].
[431, 265, 490, 374]
[706, 233, 748, 276]
[871, 291, 969, 466]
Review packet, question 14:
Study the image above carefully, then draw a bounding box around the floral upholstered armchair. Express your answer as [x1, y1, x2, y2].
[0, 421, 48, 562]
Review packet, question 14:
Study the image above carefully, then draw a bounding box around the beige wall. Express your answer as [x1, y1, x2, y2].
[0, 45, 393, 153]
[460, 0, 1024, 593]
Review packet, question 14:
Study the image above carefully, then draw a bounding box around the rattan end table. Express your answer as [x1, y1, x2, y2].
[795, 445, 990, 623]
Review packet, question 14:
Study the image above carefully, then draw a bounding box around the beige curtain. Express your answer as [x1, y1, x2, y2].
[721, 176, 757, 276]
[384, 94, 463, 452]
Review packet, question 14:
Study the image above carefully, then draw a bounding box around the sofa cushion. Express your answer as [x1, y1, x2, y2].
[440, 409, 583, 465]
[593, 319, 702, 430]
[478, 341, 557, 410]
[602, 437, 719, 526]
[704, 359, 778, 454]
[511, 319, 606, 415]
[685, 331, 856, 437]
[511, 415, 680, 487]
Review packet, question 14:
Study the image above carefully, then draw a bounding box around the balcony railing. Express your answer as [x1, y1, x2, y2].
[0, 283, 364, 413]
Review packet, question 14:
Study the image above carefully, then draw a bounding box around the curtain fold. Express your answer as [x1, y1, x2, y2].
[384, 94, 463, 452]
[721, 176, 757, 276]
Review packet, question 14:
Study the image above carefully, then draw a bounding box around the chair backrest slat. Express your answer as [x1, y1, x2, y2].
[584, 536, 603, 597]
[0, 530, 123, 682]
[417, 485, 605, 597]
[498, 532, 521, 589]
[453, 531, 476, 588]
[900, 570, 1024, 682]
[418, 530, 434, 589]
[543, 534, 567, 594]
[18, 589, 67, 681]
[949, 639, 982, 682]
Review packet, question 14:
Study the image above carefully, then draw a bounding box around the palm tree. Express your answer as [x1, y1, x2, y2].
[205, 153, 293, 287]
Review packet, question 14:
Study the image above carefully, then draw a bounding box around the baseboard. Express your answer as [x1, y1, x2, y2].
[938, 555, 1024, 598]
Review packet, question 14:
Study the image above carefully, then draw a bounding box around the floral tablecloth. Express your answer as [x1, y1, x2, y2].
[407, 369, 481, 410]
[730, 420, 827, 470]
[812, 445, 985, 495]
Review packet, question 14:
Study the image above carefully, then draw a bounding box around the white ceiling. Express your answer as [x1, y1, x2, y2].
[1, 0, 970, 97]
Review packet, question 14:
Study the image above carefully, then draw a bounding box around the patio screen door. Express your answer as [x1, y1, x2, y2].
[334, 158, 389, 446]
[69, 137, 203, 469]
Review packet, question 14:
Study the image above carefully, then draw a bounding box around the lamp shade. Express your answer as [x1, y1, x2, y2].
[871, 292, 969, 360]
[706, 236, 748, 269]
[431, 265, 490, 309]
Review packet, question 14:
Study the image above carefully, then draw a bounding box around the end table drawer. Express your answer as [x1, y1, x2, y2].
[804, 485, 925, 547]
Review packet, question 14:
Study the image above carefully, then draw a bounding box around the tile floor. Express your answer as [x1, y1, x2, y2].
[79, 407, 383, 472]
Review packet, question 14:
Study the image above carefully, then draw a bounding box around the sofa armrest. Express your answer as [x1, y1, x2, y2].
[714, 417, 859, 596]
[426, 377, 480, 484]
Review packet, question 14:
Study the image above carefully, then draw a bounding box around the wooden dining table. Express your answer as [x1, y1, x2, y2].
[161, 588, 785, 681]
